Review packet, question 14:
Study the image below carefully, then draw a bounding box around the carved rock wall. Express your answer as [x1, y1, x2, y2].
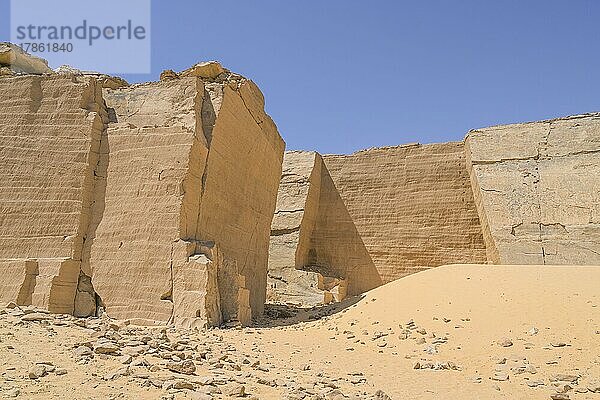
[465, 114, 600, 265]
[322, 143, 488, 283]
[0, 74, 107, 314]
[0, 65, 285, 326]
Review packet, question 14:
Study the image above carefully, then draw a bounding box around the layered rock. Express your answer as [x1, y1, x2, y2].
[89, 66, 284, 325]
[0, 74, 107, 315]
[0, 55, 285, 326]
[269, 115, 600, 306]
[465, 113, 600, 264]
[322, 143, 488, 283]
[268, 151, 382, 305]
[0, 42, 52, 75]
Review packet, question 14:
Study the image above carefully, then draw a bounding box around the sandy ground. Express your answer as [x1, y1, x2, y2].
[0, 264, 599, 399]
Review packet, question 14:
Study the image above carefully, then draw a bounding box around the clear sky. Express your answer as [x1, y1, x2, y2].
[2, 1, 599, 154]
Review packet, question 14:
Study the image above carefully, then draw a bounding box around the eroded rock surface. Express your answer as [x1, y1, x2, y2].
[0, 53, 285, 327]
[268, 151, 381, 305]
[0, 74, 108, 315]
[322, 143, 488, 283]
[0, 42, 52, 74]
[465, 113, 600, 264]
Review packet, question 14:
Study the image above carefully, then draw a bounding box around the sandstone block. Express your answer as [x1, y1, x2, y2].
[465, 114, 600, 264]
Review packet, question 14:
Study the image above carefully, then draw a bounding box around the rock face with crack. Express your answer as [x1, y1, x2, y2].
[0, 74, 108, 316]
[465, 113, 600, 264]
[0, 57, 285, 327]
[269, 119, 600, 305]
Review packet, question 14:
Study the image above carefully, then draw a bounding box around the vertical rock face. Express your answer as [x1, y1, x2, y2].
[322, 143, 488, 283]
[0, 74, 107, 314]
[89, 72, 284, 325]
[267, 151, 383, 305]
[89, 78, 205, 324]
[193, 79, 285, 318]
[0, 60, 285, 326]
[465, 114, 600, 265]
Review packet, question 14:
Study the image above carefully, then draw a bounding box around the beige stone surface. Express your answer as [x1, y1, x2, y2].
[268, 151, 382, 304]
[0, 59, 284, 327]
[90, 73, 284, 325]
[89, 78, 204, 324]
[0, 259, 37, 306]
[466, 113, 600, 264]
[322, 143, 488, 283]
[195, 80, 285, 319]
[0, 74, 107, 314]
[0, 42, 52, 74]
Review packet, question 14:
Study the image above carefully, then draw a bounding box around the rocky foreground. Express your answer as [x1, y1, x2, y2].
[0, 264, 599, 400]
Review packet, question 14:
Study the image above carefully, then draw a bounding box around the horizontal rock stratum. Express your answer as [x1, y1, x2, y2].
[0, 51, 285, 326]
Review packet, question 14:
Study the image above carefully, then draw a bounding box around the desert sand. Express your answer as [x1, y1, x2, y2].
[1, 264, 598, 399]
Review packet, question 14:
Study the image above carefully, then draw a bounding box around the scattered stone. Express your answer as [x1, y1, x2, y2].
[118, 355, 133, 364]
[374, 389, 392, 400]
[498, 338, 513, 347]
[4, 388, 20, 398]
[221, 383, 245, 397]
[166, 359, 196, 375]
[73, 346, 93, 358]
[94, 340, 119, 354]
[21, 312, 51, 322]
[28, 364, 47, 379]
[550, 394, 570, 400]
[527, 380, 544, 387]
[550, 374, 579, 383]
[492, 372, 509, 381]
[528, 327, 539, 335]
[550, 342, 567, 348]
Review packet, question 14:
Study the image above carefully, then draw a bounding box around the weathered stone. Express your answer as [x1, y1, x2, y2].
[0, 42, 52, 74]
[465, 114, 600, 264]
[73, 346, 93, 358]
[221, 383, 245, 397]
[21, 312, 52, 322]
[94, 340, 119, 354]
[166, 359, 196, 375]
[91, 72, 284, 326]
[0, 75, 107, 314]
[322, 143, 488, 284]
[28, 364, 47, 379]
[0, 53, 284, 327]
[550, 374, 579, 383]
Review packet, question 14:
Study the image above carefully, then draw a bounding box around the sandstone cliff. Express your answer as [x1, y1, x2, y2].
[322, 143, 488, 283]
[465, 113, 600, 265]
[0, 58, 285, 327]
[267, 151, 377, 305]
[0, 74, 108, 315]
[269, 143, 489, 305]
[268, 124, 599, 306]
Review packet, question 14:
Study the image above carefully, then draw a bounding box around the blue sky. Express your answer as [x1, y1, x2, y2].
[2, 1, 599, 154]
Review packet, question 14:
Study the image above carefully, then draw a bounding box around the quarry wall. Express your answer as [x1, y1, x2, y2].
[321, 142, 488, 283]
[2, 44, 599, 317]
[465, 113, 600, 265]
[0, 59, 285, 327]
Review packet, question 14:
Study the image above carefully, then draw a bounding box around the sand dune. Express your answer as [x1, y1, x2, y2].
[1, 264, 598, 399]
